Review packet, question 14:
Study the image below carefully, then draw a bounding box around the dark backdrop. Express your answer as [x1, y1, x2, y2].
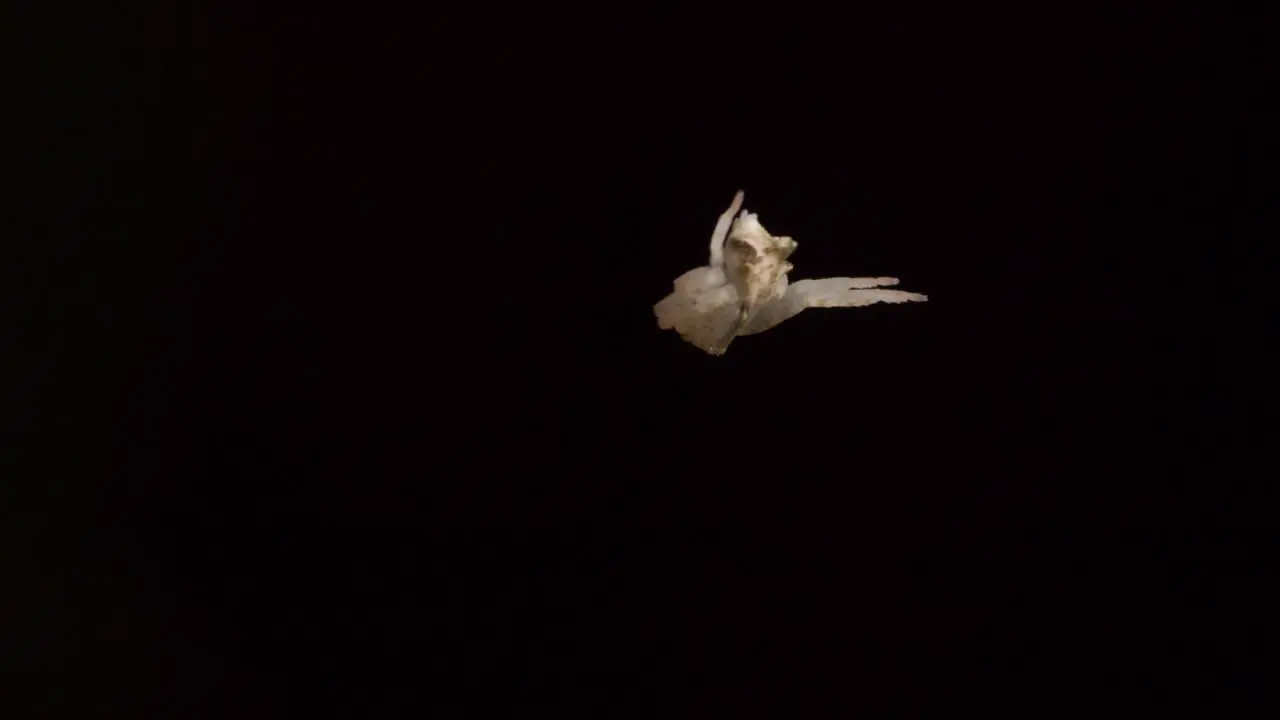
[7, 5, 1270, 716]
[174, 7, 1261, 525]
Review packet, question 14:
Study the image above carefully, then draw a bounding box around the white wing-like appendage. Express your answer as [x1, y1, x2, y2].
[653, 267, 741, 354]
[740, 277, 928, 336]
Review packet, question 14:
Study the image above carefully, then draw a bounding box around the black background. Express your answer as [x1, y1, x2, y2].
[6, 5, 1273, 715]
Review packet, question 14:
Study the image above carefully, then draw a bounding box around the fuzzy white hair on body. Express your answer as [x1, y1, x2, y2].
[654, 190, 928, 355]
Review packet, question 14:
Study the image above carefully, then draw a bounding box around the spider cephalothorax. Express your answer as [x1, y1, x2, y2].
[722, 209, 796, 337]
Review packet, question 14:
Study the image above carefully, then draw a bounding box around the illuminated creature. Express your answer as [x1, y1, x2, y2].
[654, 190, 928, 355]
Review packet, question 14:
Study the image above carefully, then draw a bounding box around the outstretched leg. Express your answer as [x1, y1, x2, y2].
[842, 277, 901, 289]
[740, 277, 927, 335]
[796, 278, 925, 308]
[707, 190, 745, 269]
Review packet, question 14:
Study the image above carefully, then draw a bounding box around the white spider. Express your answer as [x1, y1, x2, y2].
[654, 190, 928, 355]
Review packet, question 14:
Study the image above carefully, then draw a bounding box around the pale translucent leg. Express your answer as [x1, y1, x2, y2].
[740, 277, 928, 335]
[707, 190, 745, 269]
[796, 278, 926, 307]
[841, 277, 901, 289]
